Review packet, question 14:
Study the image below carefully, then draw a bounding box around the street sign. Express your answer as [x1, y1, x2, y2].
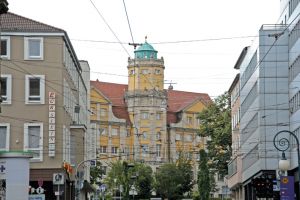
[100, 184, 106, 192]
[53, 173, 64, 185]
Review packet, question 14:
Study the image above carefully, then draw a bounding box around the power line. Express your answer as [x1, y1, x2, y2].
[88, 0, 131, 57]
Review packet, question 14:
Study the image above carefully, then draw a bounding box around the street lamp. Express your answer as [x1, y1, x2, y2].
[278, 152, 290, 172]
[273, 130, 300, 198]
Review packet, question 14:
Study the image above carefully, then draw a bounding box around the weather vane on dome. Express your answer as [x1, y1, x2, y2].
[145, 35, 148, 42]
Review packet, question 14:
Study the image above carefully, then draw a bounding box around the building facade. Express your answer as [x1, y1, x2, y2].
[90, 41, 211, 182]
[0, 12, 91, 200]
[228, 0, 300, 199]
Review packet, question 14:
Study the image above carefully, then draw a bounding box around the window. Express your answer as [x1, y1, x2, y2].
[0, 75, 12, 104]
[141, 111, 149, 119]
[24, 123, 43, 161]
[0, 123, 10, 151]
[100, 108, 107, 117]
[156, 144, 161, 157]
[141, 69, 149, 74]
[187, 116, 193, 125]
[25, 75, 45, 104]
[155, 69, 160, 74]
[156, 132, 161, 140]
[142, 131, 148, 139]
[129, 69, 135, 75]
[112, 147, 118, 155]
[100, 128, 107, 135]
[24, 37, 43, 60]
[175, 134, 181, 141]
[112, 128, 118, 136]
[99, 146, 107, 154]
[185, 134, 192, 142]
[1, 36, 10, 59]
[141, 145, 148, 157]
[156, 112, 162, 120]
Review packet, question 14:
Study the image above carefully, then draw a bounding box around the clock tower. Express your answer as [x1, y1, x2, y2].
[125, 39, 167, 162]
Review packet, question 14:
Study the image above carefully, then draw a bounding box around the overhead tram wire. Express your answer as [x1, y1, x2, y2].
[88, 0, 131, 57]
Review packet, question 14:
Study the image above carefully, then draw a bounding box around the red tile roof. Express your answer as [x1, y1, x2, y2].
[91, 80, 128, 106]
[90, 80, 211, 124]
[167, 90, 211, 112]
[1, 12, 64, 33]
[91, 80, 130, 123]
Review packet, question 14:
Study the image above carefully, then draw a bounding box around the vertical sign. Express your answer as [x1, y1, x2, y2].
[280, 176, 294, 200]
[48, 92, 56, 157]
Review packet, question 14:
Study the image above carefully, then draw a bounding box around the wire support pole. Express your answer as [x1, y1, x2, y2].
[273, 130, 300, 200]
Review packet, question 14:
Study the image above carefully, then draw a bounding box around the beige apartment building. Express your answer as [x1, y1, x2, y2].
[227, 47, 246, 200]
[0, 12, 90, 200]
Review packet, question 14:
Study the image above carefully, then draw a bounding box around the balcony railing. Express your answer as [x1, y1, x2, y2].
[228, 157, 237, 177]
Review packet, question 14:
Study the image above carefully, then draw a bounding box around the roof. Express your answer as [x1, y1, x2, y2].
[2, 12, 83, 72]
[1, 12, 65, 33]
[90, 80, 130, 123]
[91, 80, 127, 106]
[134, 41, 158, 59]
[167, 90, 211, 124]
[91, 80, 211, 125]
[135, 42, 157, 52]
[167, 90, 211, 112]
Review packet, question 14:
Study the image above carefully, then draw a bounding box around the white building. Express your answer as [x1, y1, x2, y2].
[228, 0, 300, 199]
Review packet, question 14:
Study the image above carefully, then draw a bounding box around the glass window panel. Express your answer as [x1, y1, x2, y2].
[0, 126, 7, 149]
[29, 39, 40, 57]
[1, 77, 7, 96]
[1, 40, 7, 56]
[28, 126, 40, 148]
[29, 78, 40, 96]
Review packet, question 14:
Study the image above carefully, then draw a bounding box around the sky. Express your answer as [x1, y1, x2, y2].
[9, 0, 280, 98]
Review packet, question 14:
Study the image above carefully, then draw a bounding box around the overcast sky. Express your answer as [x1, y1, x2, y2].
[9, 0, 280, 98]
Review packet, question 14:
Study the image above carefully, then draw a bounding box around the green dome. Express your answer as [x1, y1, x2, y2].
[134, 42, 158, 59]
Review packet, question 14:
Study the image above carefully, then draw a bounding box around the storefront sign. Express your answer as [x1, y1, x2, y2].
[280, 176, 294, 200]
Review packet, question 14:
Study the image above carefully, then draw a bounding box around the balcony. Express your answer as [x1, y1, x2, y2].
[227, 155, 243, 189]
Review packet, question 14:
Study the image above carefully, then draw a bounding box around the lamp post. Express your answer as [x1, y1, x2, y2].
[273, 130, 300, 199]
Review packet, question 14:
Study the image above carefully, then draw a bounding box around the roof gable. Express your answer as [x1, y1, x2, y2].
[167, 90, 211, 112]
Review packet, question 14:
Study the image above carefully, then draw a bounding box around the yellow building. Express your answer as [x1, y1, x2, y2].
[90, 40, 211, 176]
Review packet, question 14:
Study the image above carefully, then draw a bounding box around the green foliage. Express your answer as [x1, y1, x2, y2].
[134, 162, 153, 199]
[104, 161, 153, 200]
[176, 152, 194, 195]
[90, 161, 104, 185]
[155, 163, 182, 200]
[198, 92, 232, 177]
[155, 156, 194, 200]
[197, 149, 211, 200]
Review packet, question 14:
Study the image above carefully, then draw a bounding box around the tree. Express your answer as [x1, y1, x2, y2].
[176, 152, 194, 196]
[197, 149, 211, 200]
[105, 160, 132, 199]
[134, 163, 153, 199]
[90, 161, 104, 185]
[104, 161, 153, 200]
[155, 163, 182, 200]
[198, 92, 232, 177]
